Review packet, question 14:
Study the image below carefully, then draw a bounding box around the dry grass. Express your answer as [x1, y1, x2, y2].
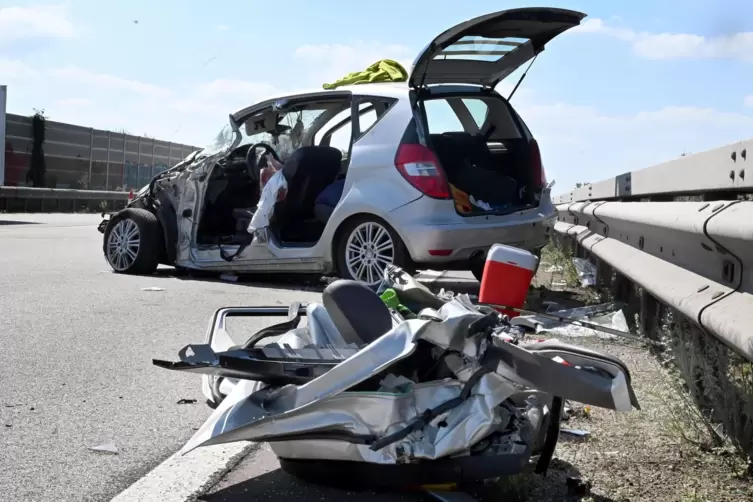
[484, 243, 753, 501]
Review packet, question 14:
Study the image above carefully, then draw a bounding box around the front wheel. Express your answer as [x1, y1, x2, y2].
[335, 216, 406, 288]
[103, 208, 163, 275]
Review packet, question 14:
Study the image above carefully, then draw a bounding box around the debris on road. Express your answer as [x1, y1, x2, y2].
[572, 257, 597, 287]
[141, 286, 165, 292]
[176, 398, 197, 405]
[566, 476, 593, 496]
[561, 428, 591, 438]
[89, 442, 119, 454]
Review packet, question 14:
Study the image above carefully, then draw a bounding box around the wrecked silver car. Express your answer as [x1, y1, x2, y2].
[154, 266, 638, 491]
[98, 7, 588, 286]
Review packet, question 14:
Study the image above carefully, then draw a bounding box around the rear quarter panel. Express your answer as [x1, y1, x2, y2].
[320, 98, 424, 263]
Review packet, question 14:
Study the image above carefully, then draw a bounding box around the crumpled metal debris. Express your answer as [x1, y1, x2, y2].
[511, 302, 628, 340]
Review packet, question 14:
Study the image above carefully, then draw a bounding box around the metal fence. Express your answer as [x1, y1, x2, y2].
[3, 112, 200, 192]
[552, 136, 753, 460]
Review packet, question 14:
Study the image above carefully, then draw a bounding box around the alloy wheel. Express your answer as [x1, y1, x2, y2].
[344, 221, 395, 287]
[106, 218, 141, 271]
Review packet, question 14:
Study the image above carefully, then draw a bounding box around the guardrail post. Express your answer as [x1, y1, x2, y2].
[639, 291, 660, 341]
[597, 259, 613, 288]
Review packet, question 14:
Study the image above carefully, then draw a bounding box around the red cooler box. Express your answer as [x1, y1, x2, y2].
[478, 244, 539, 318]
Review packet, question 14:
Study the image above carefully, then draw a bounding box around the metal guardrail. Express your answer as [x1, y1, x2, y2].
[0, 185, 129, 212]
[552, 137, 753, 362]
[553, 137, 752, 204]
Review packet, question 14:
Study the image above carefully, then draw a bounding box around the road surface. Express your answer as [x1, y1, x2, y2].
[0, 214, 322, 502]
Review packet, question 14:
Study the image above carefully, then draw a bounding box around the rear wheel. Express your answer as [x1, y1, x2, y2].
[103, 208, 163, 275]
[336, 216, 406, 288]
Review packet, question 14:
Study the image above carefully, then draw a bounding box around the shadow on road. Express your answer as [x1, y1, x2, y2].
[0, 220, 42, 226]
[198, 446, 613, 502]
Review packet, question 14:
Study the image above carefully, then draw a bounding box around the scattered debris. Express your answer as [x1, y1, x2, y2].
[561, 428, 591, 438]
[3, 403, 22, 408]
[5, 423, 12, 428]
[220, 273, 239, 282]
[566, 476, 592, 496]
[141, 287, 165, 292]
[571, 257, 597, 287]
[89, 442, 119, 454]
[177, 398, 197, 405]
[582, 405, 592, 419]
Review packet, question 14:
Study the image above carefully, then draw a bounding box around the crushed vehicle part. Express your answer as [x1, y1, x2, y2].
[155, 275, 638, 491]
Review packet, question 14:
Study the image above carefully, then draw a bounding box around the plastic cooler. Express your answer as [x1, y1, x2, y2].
[478, 244, 539, 318]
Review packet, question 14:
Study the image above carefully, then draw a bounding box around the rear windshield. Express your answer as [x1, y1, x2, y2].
[421, 95, 523, 140]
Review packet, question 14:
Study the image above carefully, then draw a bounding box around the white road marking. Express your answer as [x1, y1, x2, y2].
[110, 442, 252, 502]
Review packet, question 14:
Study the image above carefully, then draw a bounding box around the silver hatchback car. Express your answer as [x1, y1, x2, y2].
[99, 7, 585, 286]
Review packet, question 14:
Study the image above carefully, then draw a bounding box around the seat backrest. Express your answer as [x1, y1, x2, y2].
[322, 279, 393, 345]
[278, 146, 342, 221]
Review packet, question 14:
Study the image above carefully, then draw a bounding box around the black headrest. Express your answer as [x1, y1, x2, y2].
[322, 280, 393, 346]
[281, 145, 342, 183]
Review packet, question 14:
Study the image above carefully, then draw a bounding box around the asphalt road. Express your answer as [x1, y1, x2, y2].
[0, 214, 322, 502]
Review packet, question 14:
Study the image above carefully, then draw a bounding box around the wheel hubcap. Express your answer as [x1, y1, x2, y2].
[106, 219, 140, 271]
[345, 222, 395, 287]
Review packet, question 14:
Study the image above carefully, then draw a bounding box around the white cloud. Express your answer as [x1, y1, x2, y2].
[56, 97, 94, 108]
[0, 4, 76, 42]
[294, 42, 414, 84]
[50, 66, 170, 97]
[573, 18, 753, 63]
[171, 79, 281, 117]
[0, 58, 39, 80]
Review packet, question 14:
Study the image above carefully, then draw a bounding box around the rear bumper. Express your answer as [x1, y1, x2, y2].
[393, 202, 555, 263]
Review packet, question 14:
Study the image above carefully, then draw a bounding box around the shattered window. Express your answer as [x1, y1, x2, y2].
[238, 108, 331, 161]
[201, 122, 238, 156]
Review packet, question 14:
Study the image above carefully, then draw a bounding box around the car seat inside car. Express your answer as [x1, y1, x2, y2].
[195, 98, 354, 247]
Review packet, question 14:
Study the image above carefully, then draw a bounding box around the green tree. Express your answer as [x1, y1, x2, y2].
[27, 109, 47, 187]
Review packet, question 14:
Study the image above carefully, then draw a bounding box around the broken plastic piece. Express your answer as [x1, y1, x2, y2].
[141, 287, 165, 292]
[560, 428, 590, 438]
[571, 258, 597, 287]
[89, 442, 119, 454]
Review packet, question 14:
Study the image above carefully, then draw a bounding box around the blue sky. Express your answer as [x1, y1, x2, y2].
[1, 0, 752, 193]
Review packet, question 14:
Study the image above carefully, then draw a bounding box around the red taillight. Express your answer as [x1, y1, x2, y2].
[530, 139, 546, 188]
[394, 144, 450, 199]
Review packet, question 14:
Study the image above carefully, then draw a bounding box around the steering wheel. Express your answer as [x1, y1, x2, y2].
[245, 142, 281, 182]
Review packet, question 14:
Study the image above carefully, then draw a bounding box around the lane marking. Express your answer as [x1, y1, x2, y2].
[110, 442, 253, 502]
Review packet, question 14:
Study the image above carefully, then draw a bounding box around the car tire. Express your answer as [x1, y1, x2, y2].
[471, 247, 543, 283]
[335, 216, 407, 289]
[103, 208, 163, 275]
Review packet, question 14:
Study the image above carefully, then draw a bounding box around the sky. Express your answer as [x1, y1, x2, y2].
[1, 0, 752, 193]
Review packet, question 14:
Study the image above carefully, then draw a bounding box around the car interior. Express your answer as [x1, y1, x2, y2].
[195, 99, 353, 247]
[195, 97, 394, 248]
[421, 95, 541, 215]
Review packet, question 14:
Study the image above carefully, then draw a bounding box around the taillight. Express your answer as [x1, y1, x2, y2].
[530, 139, 546, 188]
[394, 144, 450, 199]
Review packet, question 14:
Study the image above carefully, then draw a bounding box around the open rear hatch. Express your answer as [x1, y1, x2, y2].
[398, 8, 585, 216]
